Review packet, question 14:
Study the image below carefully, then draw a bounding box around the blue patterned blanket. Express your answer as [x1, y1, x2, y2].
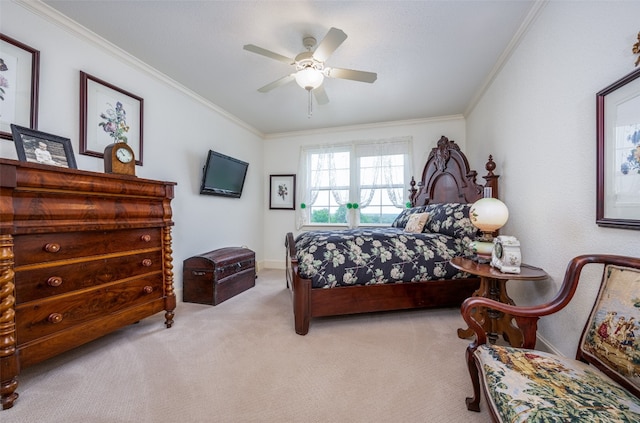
[295, 227, 471, 288]
[294, 203, 480, 288]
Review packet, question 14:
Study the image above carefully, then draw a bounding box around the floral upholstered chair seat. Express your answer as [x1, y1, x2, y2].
[475, 344, 640, 422]
[461, 256, 640, 423]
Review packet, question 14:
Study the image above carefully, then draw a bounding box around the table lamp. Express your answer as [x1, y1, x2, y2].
[469, 198, 509, 263]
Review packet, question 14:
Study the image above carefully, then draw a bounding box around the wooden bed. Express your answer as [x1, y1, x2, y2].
[285, 136, 499, 335]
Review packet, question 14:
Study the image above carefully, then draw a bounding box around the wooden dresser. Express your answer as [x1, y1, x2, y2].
[0, 159, 176, 410]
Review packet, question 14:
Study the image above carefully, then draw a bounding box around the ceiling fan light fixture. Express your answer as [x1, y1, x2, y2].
[295, 67, 324, 90]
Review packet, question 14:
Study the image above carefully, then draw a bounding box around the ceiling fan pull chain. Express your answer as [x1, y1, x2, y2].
[307, 89, 313, 118]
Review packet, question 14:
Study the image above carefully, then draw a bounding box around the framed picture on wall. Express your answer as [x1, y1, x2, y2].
[596, 67, 640, 230]
[0, 34, 40, 140]
[11, 124, 77, 169]
[270, 174, 296, 210]
[79, 71, 143, 165]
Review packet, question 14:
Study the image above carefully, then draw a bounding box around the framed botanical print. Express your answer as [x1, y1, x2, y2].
[79, 71, 143, 165]
[596, 68, 640, 230]
[0, 34, 40, 140]
[270, 174, 296, 210]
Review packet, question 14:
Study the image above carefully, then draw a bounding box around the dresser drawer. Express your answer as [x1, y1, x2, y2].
[16, 275, 164, 345]
[14, 228, 162, 266]
[15, 250, 163, 303]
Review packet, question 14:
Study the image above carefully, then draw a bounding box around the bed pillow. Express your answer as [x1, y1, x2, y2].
[404, 212, 429, 233]
[390, 205, 428, 228]
[424, 203, 481, 239]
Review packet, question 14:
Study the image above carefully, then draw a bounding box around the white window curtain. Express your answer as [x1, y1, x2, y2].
[296, 136, 412, 229]
[296, 144, 350, 229]
[355, 138, 411, 210]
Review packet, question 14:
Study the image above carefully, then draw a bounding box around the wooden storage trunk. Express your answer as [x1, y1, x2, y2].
[183, 247, 255, 305]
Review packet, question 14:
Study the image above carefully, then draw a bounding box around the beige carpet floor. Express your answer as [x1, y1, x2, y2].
[4, 269, 490, 423]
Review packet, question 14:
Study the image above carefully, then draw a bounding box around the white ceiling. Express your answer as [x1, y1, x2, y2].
[42, 0, 537, 136]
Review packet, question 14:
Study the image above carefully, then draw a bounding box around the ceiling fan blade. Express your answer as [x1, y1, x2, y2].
[313, 85, 329, 105]
[243, 44, 293, 64]
[312, 27, 347, 62]
[326, 67, 377, 83]
[257, 74, 295, 93]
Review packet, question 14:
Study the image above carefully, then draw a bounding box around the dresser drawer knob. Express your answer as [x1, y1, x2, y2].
[47, 276, 63, 287]
[48, 313, 63, 324]
[142, 259, 152, 267]
[143, 285, 154, 294]
[141, 234, 151, 242]
[44, 243, 61, 253]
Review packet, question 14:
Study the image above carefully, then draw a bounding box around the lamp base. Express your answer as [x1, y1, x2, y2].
[469, 240, 493, 264]
[474, 252, 492, 264]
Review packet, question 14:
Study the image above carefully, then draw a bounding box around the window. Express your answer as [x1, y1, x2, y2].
[297, 137, 412, 228]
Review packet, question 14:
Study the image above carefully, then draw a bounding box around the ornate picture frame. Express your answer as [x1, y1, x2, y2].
[11, 124, 77, 169]
[0, 34, 40, 140]
[596, 67, 640, 230]
[270, 174, 296, 210]
[79, 71, 143, 165]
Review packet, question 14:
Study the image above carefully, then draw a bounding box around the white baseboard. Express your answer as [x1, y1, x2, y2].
[535, 332, 564, 356]
[262, 259, 286, 270]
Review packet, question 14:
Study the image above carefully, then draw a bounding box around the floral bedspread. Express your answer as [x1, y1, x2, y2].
[295, 227, 469, 288]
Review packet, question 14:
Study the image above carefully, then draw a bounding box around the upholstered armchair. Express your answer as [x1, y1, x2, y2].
[461, 254, 640, 422]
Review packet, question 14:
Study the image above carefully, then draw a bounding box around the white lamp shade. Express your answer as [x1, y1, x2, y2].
[469, 198, 509, 232]
[295, 67, 324, 90]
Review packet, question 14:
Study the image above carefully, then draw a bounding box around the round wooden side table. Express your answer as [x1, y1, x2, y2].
[450, 256, 548, 347]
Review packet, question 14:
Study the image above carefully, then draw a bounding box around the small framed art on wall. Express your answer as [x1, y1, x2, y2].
[79, 71, 143, 165]
[596, 67, 640, 230]
[270, 174, 296, 210]
[0, 34, 40, 140]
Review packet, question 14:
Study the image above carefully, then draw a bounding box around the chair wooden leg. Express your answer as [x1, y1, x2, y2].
[465, 345, 482, 412]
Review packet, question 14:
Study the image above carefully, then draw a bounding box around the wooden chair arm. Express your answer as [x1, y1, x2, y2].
[461, 254, 640, 349]
[461, 296, 545, 348]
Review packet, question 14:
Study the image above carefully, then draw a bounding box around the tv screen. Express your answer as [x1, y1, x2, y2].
[200, 150, 249, 198]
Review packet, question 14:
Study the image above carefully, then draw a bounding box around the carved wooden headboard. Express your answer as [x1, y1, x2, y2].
[409, 136, 499, 206]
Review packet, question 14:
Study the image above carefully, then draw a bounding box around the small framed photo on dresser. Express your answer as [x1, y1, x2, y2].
[11, 124, 77, 169]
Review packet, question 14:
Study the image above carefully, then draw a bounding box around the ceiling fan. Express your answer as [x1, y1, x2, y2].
[243, 27, 377, 116]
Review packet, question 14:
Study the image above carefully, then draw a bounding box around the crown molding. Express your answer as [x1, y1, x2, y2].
[264, 114, 464, 140]
[14, 0, 264, 138]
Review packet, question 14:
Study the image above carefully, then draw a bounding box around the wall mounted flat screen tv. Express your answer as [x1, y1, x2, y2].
[200, 150, 249, 198]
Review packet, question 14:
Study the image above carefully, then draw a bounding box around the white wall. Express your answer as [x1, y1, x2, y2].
[0, 2, 265, 291]
[261, 116, 468, 268]
[466, 1, 640, 356]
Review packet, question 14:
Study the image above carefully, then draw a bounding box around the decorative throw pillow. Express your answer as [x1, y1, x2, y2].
[404, 212, 429, 233]
[424, 203, 481, 238]
[391, 206, 428, 228]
